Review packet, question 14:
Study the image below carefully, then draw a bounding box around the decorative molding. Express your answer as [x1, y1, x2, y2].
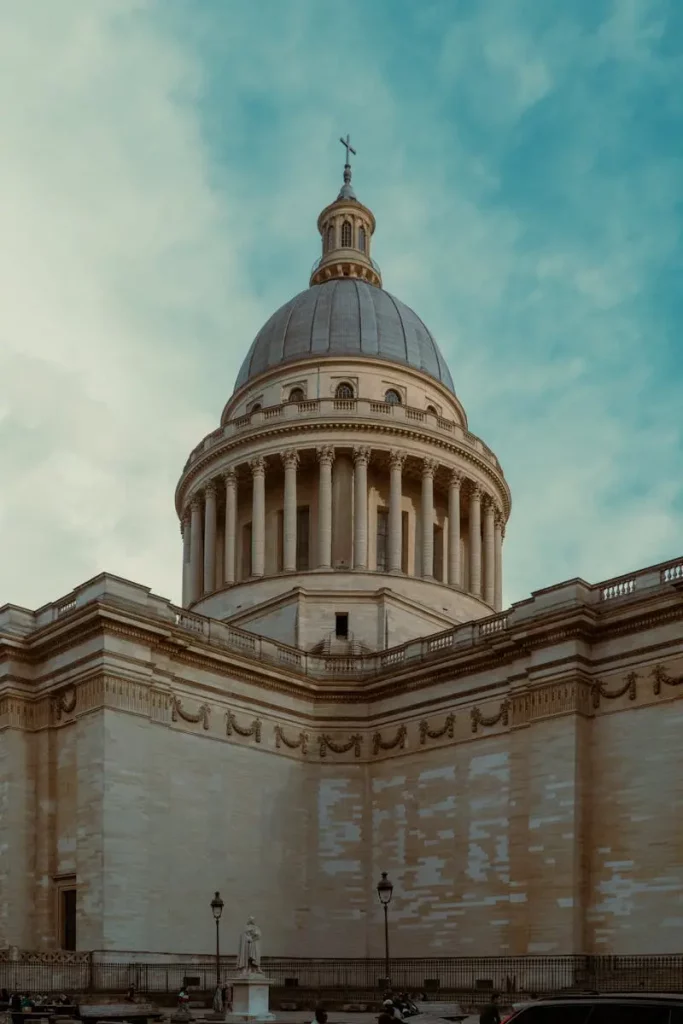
[352, 445, 371, 466]
[171, 694, 210, 730]
[652, 663, 683, 695]
[316, 445, 335, 466]
[226, 710, 262, 743]
[591, 671, 638, 709]
[0, 949, 91, 964]
[52, 685, 77, 722]
[318, 733, 363, 758]
[419, 713, 455, 745]
[471, 699, 510, 734]
[274, 725, 308, 754]
[511, 680, 592, 724]
[372, 724, 407, 755]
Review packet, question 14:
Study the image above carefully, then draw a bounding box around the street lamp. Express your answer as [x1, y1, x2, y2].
[376, 872, 394, 989]
[210, 891, 224, 993]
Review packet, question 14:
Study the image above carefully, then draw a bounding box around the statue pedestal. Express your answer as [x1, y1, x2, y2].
[225, 972, 275, 1024]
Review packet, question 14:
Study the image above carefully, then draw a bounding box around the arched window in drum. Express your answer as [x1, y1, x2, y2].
[384, 389, 402, 405]
[335, 382, 355, 400]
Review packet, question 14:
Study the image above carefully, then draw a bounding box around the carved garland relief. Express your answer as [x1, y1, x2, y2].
[3, 665, 682, 761]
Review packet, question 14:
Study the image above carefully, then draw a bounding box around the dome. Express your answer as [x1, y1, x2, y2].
[233, 279, 455, 393]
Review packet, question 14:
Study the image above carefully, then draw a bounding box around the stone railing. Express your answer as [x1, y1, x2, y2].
[183, 397, 502, 474]
[2, 557, 681, 681]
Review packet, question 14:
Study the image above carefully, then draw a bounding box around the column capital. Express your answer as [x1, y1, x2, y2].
[422, 457, 439, 478]
[316, 445, 335, 467]
[181, 509, 190, 528]
[250, 455, 266, 477]
[223, 468, 237, 487]
[449, 469, 464, 489]
[204, 480, 217, 499]
[189, 494, 202, 512]
[469, 481, 482, 501]
[352, 445, 371, 467]
[483, 493, 496, 515]
[389, 451, 406, 471]
[495, 510, 505, 529]
[281, 448, 300, 470]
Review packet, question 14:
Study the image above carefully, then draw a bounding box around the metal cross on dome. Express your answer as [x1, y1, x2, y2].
[340, 134, 356, 166]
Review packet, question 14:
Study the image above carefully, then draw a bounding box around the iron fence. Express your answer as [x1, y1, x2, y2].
[1, 956, 683, 998]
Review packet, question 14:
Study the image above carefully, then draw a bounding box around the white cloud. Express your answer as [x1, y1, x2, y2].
[0, 0, 681, 618]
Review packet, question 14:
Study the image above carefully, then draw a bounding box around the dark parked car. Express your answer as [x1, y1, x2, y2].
[504, 993, 683, 1023]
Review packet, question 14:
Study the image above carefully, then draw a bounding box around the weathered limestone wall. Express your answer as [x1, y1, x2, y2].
[0, 729, 34, 949]
[587, 701, 683, 953]
[92, 712, 310, 955]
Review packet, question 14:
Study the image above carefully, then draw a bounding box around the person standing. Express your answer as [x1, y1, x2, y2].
[480, 992, 501, 1024]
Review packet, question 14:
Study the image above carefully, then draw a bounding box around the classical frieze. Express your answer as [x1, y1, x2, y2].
[1, 667, 682, 768]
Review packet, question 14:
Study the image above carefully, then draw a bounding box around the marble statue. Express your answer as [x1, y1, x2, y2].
[236, 916, 262, 973]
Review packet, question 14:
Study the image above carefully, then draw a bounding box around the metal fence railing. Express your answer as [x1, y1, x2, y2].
[2, 955, 683, 997]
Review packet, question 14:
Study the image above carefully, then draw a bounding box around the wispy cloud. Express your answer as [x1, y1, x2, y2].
[0, 0, 681, 611]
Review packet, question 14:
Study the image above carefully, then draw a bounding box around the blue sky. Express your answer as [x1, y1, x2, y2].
[0, 0, 681, 610]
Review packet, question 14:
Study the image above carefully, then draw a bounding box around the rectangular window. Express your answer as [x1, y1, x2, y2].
[376, 507, 389, 570]
[335, 613, 349, 638]
[61, 889, 77, 951]
[296, 506, 310, 571]
[242, 522, 252, 579]
[433, 524, 444, 581]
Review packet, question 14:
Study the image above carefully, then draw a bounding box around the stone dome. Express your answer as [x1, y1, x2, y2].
[233, 278, 455, 393]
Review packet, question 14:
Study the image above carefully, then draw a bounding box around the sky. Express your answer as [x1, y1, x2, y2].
[1, 0, 682, 612]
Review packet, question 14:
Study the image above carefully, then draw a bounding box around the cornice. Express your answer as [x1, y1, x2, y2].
[2, 593, 682, 710]
[175, 418, 510, 518]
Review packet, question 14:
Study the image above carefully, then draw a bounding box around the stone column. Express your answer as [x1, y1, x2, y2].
[448, 470, 462, 587]
[282, 449, 299, 572]
[353, 446, 370, 570]
[189, 496, 203, 603]
[421, 458, 438, 577]
[223, 469, 237, 585]
[250, 456, 266, 577]
[483, 495, 495, 606]
[203, 481, 217, 595]
[316, 446, 335, 569]
[494, 513, 504, 612]
[388, 451, 405, 573]
[469, 482, 482, 598]
[181, 512, 191, 607]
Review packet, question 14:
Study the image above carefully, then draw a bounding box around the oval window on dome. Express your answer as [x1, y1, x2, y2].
[341, 221, 352, 247]
[288, 387, 305, 403]
[335, 382, 355, 400]
[384, 389, 402, 405]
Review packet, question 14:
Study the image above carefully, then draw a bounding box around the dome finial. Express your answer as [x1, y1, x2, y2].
[338, 134, 357, 200]
[310, 137, 381, 288]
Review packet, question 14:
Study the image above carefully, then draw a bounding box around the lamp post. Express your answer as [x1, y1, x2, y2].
[376, 871, 394, 989]
[211, 891, 224, 993]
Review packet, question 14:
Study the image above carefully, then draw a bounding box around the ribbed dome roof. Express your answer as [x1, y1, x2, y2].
[234, 279, 455, 393]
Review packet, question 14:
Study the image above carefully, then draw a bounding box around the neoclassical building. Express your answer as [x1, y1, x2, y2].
[1, 154, 682, 963]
